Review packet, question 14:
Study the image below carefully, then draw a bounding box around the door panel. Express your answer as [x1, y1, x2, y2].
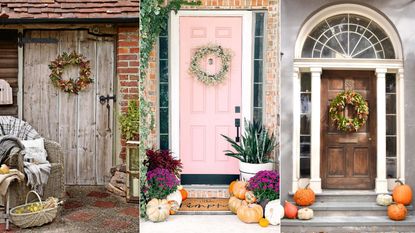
[180, 17, 242, 175]
[321, 70, 377, 189]
[23, 30, 115, 185]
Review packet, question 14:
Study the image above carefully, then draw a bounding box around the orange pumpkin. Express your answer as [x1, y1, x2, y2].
[284, 200, 298, 219]
[229, 180, 238, 195]
[392, 180, 412, 205]
[293, 184, 315, 206]
[237, 201, 263, 223]
[245, 191, 257, 204]
[229, 196, 243, 214]
[388, 203, 407, 221]
[179, 189, 188, 201]
[232, 181, 248, 200]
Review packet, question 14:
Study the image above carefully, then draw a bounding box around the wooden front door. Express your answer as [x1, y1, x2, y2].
[179, 16, 242, 183]
[321, 70, 376, 189]
[23, 30, 115, 185]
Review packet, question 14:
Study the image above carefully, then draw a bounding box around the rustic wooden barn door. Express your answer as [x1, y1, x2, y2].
[23, 30, 115, 185]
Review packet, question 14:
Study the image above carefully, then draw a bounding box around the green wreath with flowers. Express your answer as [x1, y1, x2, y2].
[49, 51, 93, 94]
[329, 90, 369, 132]
[189, 44, 232, 85]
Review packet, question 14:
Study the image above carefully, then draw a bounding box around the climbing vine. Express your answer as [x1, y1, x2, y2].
[139, 0, 201, 218]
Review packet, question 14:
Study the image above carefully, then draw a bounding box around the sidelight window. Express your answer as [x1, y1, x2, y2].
[253, 12, 266, 123]
[159, 23, 169, 150]
[300, 72, 311, 178]
[386, 73, 397, 178]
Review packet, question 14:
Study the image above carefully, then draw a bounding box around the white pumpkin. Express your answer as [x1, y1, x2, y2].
[376, 194, 393, 206]
[297, 207, 313, 220]
[167, 190, 182, 206]
[265, 200, 284, 225]
[146, 198, 170, 222]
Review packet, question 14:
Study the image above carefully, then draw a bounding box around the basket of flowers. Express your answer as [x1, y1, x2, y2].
[10, 191, 60, 228]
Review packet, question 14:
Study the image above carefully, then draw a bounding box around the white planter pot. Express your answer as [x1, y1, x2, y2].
[239, 161, 274, 181]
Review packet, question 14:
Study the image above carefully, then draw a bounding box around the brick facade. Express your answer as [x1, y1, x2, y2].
[144, 0, 280, 162]
[117, 26, 139, 161]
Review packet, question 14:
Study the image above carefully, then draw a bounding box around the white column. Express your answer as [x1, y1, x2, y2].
[397, 69, 405, 183]
[292, 68, 300, 193]
[376, 68, 388, 193]
[310, 67, 322, 193]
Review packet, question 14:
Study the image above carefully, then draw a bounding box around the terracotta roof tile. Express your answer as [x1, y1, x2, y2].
[0, 0, 138, 20]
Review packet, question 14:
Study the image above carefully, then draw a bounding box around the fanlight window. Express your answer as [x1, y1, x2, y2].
[302, 14, 395, 59]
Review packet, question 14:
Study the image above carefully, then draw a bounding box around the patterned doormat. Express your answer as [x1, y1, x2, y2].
[180, 198, 229, 211]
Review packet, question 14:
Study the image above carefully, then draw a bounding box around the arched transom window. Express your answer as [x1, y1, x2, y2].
[302, 14, 395, 59]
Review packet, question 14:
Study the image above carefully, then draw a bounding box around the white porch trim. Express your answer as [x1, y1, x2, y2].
[18, 29, 23, 119]
[170, 10, 253, 160]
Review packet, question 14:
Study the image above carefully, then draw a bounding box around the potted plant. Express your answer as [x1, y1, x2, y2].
[222, 120, 277, 181]
[119, 100, 139, 141]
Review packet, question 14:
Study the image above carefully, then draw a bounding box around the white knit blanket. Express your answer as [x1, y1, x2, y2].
[23, 161, 51, 195]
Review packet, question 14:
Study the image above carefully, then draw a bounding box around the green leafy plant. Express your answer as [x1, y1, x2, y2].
[221, 120, 277, 164]
[139, 0, 201, 218]
[119, 100, 139, 141]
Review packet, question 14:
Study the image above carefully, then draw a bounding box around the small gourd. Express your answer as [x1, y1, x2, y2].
[237, 201, 263, 223]
[388, 203, 407, 221]
[232, 181, 248, 200]
[178, 186, 188, 201]
[297, 207, 314, 220]
[168, 200, 179, 215]
[146, 199, 170, 222]
[284, 200, 298, 219]
[376, 194, 393, 206]
[265, 200, 284, 226]
[293, 184, 315, 206]
[167, 190, 182, 207]
[258, 218, 269, 227]
[392, 180, 413, 205]
[229, 196, 243, 214]
[245, 191, 257, 204]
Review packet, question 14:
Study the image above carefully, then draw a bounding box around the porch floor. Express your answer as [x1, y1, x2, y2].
[3, 186, 138, 233]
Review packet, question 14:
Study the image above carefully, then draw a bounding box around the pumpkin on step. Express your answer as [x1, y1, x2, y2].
[229, 196, 244, 214]
[265, 200, 284, 226]
[177, 186, 188, 201]
[297, 208, 314, 220]
[168, 200, 179, 215]
[237, 201, 263, 223]
[376, 194, 393, 206]
[245, 191, 257, 204]
[392, 180, 412, 205]
[229, 180, 238, 195]
[146, 198, 170, 222]
[232, 181, 248, 200]
[166, 190, 182, 207]
[388, 203, 407, 221]
[293, 184, 315, 206]
[284, 200, 298, 219]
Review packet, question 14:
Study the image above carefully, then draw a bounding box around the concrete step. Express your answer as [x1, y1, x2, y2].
[290, 190, 384, 202]
[176, 210, 233, 215]
[282, 215, 415, 232]
[294, 201, 414, 216]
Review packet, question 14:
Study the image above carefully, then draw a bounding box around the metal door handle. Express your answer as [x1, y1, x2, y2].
[235, 118, 240, 142]
[99, 95, 116, 131]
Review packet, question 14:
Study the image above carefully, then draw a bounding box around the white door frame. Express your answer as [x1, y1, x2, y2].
[170, 10, 253, 159]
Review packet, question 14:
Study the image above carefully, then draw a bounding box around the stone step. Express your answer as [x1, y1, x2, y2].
[293, 201, 414, 216]
[176, 210, 233, 215]
[290, 190, 383, 202]
[282, 215, 415, 232]
[183, 185, 230, 198]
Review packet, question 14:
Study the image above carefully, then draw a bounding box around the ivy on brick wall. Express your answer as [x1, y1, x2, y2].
[139, 0, 200, 218]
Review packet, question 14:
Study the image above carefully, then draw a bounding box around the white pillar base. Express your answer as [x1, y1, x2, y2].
[375, 178, 388, 193]
[309, 178, 322, 193]
[291, 180, 299, 193]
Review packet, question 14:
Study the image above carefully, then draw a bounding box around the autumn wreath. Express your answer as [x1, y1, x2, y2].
[49, 51, 93, 94]
[189, 44, 232, 85]
[329, 90, 369, 132]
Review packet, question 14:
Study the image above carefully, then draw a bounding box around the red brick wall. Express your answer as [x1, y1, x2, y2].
[117, 26, 139, 160]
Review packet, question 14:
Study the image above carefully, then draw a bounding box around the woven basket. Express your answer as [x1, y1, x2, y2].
[10, 191, 58, 228]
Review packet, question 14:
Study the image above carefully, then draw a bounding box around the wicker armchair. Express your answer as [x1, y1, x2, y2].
[7, 139, 65, 208]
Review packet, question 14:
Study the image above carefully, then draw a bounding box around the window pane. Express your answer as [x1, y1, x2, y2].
[254, 84, 263, 108]
[301, 73, 311, 92]
[254, 60, 263, 83]
[386, 115, 396, 135]
[386, 94, 396, 114]
[160, 135, 169, 150]
[159, 37, 168, 59]
[159, 84, 169, 108]
[386, 136, 397, 157]
[254, 37, 263, 59]
[386, 157, 397, 178]
[254, 108, 262, 123]
[300, 143, 310, 157]
[386, 73, 396, 93]
[160, 108, 169, 134]
[301, 94, 311, 114]
[255, 13, 264, 36]
[300, 158, 310, 178]
[300, 115, 311, 134]
[159, 60, 168, 83]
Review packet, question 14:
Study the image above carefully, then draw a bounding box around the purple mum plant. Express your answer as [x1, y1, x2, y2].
[248, 170, 279, 201]
[146, 168, 180, 199]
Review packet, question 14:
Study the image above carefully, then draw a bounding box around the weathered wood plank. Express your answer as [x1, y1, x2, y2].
[77, 31, 97, 185]
[95, 39, 114, 185]
[58, 30, 79, 185]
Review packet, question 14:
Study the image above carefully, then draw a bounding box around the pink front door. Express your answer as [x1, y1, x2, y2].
[179, 16, 242, 176]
